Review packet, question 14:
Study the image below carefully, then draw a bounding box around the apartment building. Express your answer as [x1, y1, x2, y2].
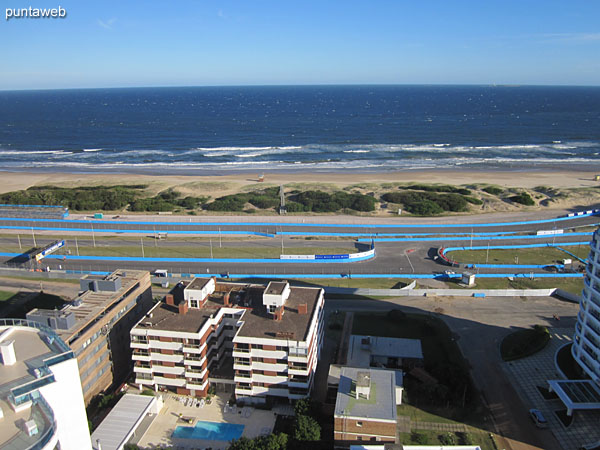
[0, 318, 91, 450]
[131, 278, 325, 404]
[26, 270, 153, 403]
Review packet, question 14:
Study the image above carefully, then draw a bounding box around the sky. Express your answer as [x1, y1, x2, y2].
[1, 0, 600, 89]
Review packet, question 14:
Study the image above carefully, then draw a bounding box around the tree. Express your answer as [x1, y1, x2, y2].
[294, 414, 320, 441]
[294, 398, 311, 416]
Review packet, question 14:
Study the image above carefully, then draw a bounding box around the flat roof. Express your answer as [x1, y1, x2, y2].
[265, 281, 287, 295]
[55, 270, 147, 341]
[334, 367, 396, 421]
[187, 277, 212, 291]
[91, 393, 158, 450]
[235, 286, 321, 341]
[0, 324, 69, 449]
[548, 379, 600, 411]
[347, 335, 423, 367]
[140, 280, 322, 342]
[138, 281, 231, 333]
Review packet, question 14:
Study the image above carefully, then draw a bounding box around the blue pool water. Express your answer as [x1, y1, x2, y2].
[172, 421, 244, 441]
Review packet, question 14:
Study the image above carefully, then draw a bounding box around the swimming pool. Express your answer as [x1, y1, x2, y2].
[172, 421, 244, 441]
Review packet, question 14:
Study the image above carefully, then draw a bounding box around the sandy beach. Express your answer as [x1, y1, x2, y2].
[0, 169, 598, 194]
[1, 169, 599, 217]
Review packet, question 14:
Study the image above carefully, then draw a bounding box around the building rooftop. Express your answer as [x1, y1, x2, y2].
[187, 277, 213, 291]
[265, 281, 287, 295]
[137, 280, 248, 333]
[28, 270, 148, 345]
[334, 367, 397, 421]
[0, 320, 74, 449]
[91, 393, 159, 450]
[235, 286, 321, 341]
[347, 335, 423, 368]
[137, 280, 322, 342]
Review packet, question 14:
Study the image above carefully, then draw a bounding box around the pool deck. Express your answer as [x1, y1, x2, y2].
[135, 393, 277, 450]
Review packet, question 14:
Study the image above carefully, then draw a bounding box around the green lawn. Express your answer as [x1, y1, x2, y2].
[445, 276, 583, 295]
[0, 291, 15, 302]
[447, 245, 589, 265]
[398, 430, 495, 449]
[0, 244, 354, 259]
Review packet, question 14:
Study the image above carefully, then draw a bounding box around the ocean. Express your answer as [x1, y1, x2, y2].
[0, 85, 599, 174]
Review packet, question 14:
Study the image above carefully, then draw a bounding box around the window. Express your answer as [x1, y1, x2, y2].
[356, 421, 363, 427]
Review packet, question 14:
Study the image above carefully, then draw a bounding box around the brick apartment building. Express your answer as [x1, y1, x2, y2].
[334, 367, 400, 447]
[131, 278, 325, 404]
[26, 270, 153, 403]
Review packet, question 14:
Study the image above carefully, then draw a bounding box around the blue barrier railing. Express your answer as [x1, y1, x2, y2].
[0, 211, 597, 228]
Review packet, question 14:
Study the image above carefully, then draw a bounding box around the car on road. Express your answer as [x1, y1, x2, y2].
[529, 408, 548, 428]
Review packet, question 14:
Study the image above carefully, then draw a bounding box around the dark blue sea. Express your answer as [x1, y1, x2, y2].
[1, 85, 599, 173]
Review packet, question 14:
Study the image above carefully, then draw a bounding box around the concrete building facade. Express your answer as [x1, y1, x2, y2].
[26, 270, 153, 403]
[0, 318, 91, 450]
[131, 278, 325, 404]
[575, 230, 600, 383]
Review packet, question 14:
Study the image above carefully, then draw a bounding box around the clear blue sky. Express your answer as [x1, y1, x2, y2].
[2, 0, 599, 89]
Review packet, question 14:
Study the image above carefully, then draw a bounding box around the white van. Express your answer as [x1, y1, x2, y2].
[154, 269, 168, 277]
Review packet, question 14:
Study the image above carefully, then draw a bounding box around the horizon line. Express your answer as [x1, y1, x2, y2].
[2, 82, 600, 93]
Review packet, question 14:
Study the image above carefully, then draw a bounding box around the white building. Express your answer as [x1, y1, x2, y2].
[547, 229, 600, 417]
[131, 278, 325, 404]
[0, 318, 92, 450]
[574, 231, 600, 383]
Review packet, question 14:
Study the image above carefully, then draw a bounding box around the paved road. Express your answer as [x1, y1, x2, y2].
[0, 210, 598, 235]
[325, 295, 578, 450]
[0, 233, 589, 277]
[0, 210, 594, 276]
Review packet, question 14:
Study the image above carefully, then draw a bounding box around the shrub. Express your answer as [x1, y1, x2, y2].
[464, 196, 483, 205]
[411, 431, 429, 444]
[290, 190, 375, 213]
[510, 192, 535, 206]
[381, 191, 469, 215]
[439, 432, 458, 445]
[294, 414, 321, 441]
[482, 186, 503, 195]
[399, 184, 471, 195]
[457, 431, 475, 445]
[140, 389, 155, 396]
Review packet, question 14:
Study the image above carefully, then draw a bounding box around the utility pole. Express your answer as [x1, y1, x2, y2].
[486, 242, 490, 264]
[219, 227, 222, 248]
[75, 237, 80, 256]
[141, 237, 145, 258]
[31, 227, 37, 247]
[470, 228, 473, 249]
[17, 234, 22, 251]
[281, 236, 284, 254]
[91, 224, 96, 247]
[210, 238, 213, 258]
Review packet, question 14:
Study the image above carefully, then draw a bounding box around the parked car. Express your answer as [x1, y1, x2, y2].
[529, 408, 548, 428]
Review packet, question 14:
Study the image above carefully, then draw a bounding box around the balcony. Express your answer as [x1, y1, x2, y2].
[2, 395, 58, 450]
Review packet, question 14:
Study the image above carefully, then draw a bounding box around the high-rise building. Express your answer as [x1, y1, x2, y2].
[26, 270, 153, 403]
[574, 231, 600, 383]
[0, 318, 91, 450]
[131, 278, 325, 404]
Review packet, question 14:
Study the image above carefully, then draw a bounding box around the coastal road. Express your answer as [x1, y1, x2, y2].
[0, 232, 590, 276]
[0, 210, 595, 276]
